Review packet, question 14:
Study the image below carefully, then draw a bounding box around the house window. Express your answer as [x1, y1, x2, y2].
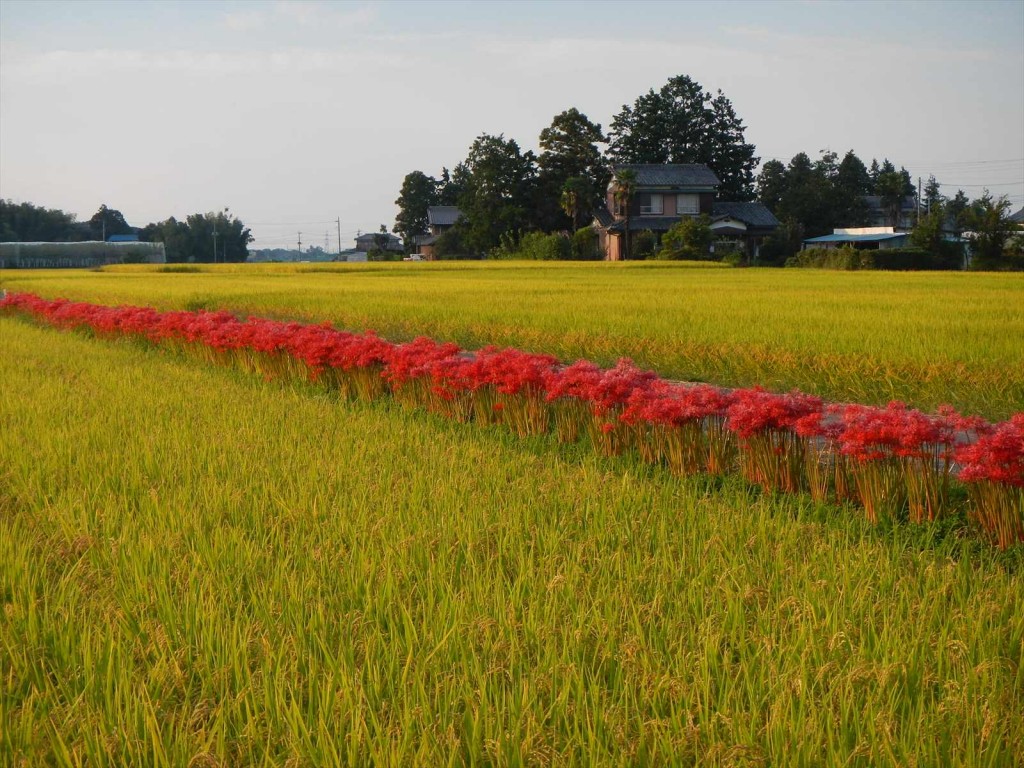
[677, 194, 699, 215]
[639, 193, 663, 215]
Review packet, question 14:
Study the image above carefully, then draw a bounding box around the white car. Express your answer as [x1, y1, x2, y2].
[403, 254, 426, 261]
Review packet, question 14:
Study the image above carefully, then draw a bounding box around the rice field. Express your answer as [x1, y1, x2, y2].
[2, 262, 1022, 766]
[2, 261, 1021, 419]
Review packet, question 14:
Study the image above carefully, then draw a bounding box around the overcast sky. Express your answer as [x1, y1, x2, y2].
[2, 0, 1022, 250]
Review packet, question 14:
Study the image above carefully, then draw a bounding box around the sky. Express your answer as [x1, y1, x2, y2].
[1, 0, 1022, 250]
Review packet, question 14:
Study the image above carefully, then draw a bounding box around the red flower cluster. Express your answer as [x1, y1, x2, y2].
[3, 290, 1021, 548]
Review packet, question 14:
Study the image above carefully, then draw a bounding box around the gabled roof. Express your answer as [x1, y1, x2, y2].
[711, 202, 780, 229]
[610, 164, 720, 188]
[427, 206, 463, 226]
[592, 207, 615, 227]
[1010, 206, 1024, 224]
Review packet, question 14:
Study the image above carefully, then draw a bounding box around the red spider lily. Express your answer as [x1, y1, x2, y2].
[5, 290, 1023, 550]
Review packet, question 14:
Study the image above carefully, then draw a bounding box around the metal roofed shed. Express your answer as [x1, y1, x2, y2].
[803, 228, 910, 250]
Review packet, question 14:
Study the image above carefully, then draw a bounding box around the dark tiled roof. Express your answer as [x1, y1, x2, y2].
[1010, 206, 1024, 224]
[611, 164, 720, 188]
[427, 206, 463, 226]
[414, 234, 439, 246]
[712, 201, 780, 229]
[592, 207, 615, 227]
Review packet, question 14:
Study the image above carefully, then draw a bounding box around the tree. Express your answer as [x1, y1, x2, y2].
[560, 177, 593, 233]
[394, 171, 437, 253]
[833, 150, 872, 226]
[608, 74, 758, 200]
[0, 199, 83, 242]
[455, 134, 538, 254]
[923, 175, 944, 213]
[437, 164, 469, 205]
[142, 209, 252, 263]
[946, 190, 970, 236]
[965, 192, 1016, 270]
[371, 224, 390, 258]
[612, 168, 637, 260]
[538, 108, 608, 228]
[756, 159, 788, 213]
[876, 171, 907, 228]
[88, 204, 132, 241]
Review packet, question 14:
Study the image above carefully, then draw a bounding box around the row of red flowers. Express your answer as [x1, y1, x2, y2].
[3, 291, 1021, 549]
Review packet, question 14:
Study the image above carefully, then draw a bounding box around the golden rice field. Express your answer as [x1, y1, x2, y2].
[2, 261, 1022, 419]
[2, 262, 1022, 766]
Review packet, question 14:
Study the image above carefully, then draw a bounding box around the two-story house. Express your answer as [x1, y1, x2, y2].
[593, 164, 779, 262]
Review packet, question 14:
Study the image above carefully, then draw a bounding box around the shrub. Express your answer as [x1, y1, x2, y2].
[491, 231, 571, 261]
[631, 230, 657, 260]
[787, 246, 960, 271]
[657, 215, 712, 260]
[572, 226, 601, 260]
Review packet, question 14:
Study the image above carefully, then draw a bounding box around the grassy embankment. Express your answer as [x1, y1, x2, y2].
[2, 261, 1021, 419]
[1, 314, 1023, 766]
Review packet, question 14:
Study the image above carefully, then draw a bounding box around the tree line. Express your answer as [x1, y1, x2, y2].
[394, 74, 758, 258]
[0, 200, 252, 263]
[394, 73, 1021, 268]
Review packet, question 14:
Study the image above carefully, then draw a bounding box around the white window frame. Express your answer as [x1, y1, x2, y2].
[677, 194, 699, 215]
[639, 193, 664, 215]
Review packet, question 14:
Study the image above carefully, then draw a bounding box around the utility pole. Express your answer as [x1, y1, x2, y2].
[212, 226, 218, 263]
[297, 231, 302, 256]
[324, 231, 329, 251]
[917, 176, 922, 224]
[336, 217, 342, 257]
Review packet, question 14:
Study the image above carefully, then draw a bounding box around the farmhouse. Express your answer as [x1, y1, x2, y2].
[413, 206, 463, 259]
[593, 164, 779, 262]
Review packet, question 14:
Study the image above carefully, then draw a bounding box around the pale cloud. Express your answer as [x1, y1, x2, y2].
[272, 1, 377, 29]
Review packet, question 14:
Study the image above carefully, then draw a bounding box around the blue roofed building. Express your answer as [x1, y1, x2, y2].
[802, 227, 911, 251]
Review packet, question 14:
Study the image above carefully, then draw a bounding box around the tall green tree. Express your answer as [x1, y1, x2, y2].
[394, 171, 437, 253]
[537, 108, 608, 229]
[876, 171, 907, 228]
[455, 134, 538, 254]
[608, 74, 758, 200]
[88, 204, 132, 241]
[966, 192, 1017, 270]
[612, 168, 637, 260]
[437, 164, 469, 205]
[923, 175, 944, 213]
[756, 159, 788, 213]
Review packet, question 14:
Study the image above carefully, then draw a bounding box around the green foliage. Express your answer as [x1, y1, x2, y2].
[966, 193, 1021, 271]
[608, 75, 758, 200]
[571, 226, 601, 260]
[559, 176, 594, 233]
[140, 209, 252, 263]
[538, 108, 608, 230]
[456, 134, 538, 255]
[394, 170, 437, 252]
[788, 246, 961, 271]
[88, 204, 132, 240]
[611, 168, 637, 260]
[431, 226, 473, 260]
[658, 215, 712, 260]
[631, 229, 657, 260]
[0, 199, 86, 242]
[491, 230, 571, 261]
